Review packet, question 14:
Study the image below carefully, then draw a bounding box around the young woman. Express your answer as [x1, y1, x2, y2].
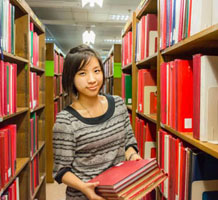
[53, 44, 141, 200]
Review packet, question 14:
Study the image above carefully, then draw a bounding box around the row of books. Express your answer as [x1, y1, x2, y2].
[136, 14, 157, 62]
[135, 119, 156, 160]
[160, 55, 218, 143]
[29, 72, 40, 110]
[158, 129, 218, 200]
[54, 51, 64, 74]
[1, 178, 19, 200]
[30, 155, 39, 195]
[0, 0, 15, 54]
[137, 69, 157, 114]
[0, 60, 17, 117]
[89, 159, 167, 200]
[122, 31, 132, 67]
[104, 56, 113, 77]
[121, 74, 132, 105]
[30, 22, 39, 67]
[54, 101, 58, 123]
[160, 0, 218, 50]
[0, 125, 16, 190]
[30, 113, 38, 157]
[53, 76, 63, 98]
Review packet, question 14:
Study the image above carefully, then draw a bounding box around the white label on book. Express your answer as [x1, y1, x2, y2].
[115, 162, 124, 167]
[128, 99, 132, 104]
[8, 167, 11, 178]
[184, 118, 192, 129]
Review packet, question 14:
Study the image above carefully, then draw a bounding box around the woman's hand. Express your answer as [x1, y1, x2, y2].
[82, 182, 106, 200]
[129, 152, 142, 161]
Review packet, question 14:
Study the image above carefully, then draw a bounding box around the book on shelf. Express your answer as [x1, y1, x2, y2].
[193, 54, 218, 143]
[88, 159, 167, 200]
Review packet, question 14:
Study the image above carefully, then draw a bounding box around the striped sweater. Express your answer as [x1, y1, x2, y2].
[53, 94, 138, 200]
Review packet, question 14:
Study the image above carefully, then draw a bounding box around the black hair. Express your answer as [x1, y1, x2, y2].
[62, 44, 105, 96]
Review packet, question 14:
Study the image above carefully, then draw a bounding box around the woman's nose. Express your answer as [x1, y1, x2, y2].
[87, 72, 96, 83]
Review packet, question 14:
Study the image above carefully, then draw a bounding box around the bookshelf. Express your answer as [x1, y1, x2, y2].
[122, 0, 218, 199]
[102, 44, 122, 97]
[0, 0, 46, 199]
[45, 43, 70, 183]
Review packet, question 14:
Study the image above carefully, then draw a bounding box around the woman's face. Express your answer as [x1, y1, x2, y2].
[74, 56, 103, 98]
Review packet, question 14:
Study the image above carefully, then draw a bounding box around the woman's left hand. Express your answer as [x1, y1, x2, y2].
[129, 153, 142, 161]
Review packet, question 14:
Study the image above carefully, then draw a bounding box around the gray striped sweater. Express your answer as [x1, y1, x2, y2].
[53, 95, 138, 200]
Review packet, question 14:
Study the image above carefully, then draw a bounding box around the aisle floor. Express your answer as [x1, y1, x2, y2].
[46, 181, 66, 200]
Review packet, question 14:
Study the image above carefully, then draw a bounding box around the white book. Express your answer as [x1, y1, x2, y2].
[190, 0, 212, 36]
[143, 86, 157, 114]
[212, 0, 218, 25]
[207, 87, 218, 144]
[149, 31, 157, 57]
[200, 56, 218, 141]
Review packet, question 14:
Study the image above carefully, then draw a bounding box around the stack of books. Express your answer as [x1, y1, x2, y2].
[89, 159, 167, 200]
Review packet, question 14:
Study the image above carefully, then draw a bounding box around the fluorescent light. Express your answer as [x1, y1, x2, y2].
[83, 30, 95, 45]
[82, 0, 103, 7]
[104, 39, 121, 44]
[109, 14, 129, 21]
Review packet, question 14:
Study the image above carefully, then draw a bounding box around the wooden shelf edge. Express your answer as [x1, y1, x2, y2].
[122, 63, 132, 71]
[31, 141, 45, 161]
[137, 112, 157, 124]
[0, 107, 29, 122]
[31, 173, 46, 200]
[127, 105, 132, 111]
[0, 157, 29, 195]
[30, 66, 45, 73]
[2, 51, 29, 63]
[136, 0, 157, 19]
[136, 52, 158, 66]
[161, 124, 218, 159]
[122, 19, 132, 38]
[161, 23, 218, 55]
[54, 96, 60, 101]
[30, 104, 45, 113]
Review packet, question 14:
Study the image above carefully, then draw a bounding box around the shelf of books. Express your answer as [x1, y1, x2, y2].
[122, 0, 218, 199]
[45, 43, 70, 183]
[0, 0, 46, 199]
[103, 44, 122, 97]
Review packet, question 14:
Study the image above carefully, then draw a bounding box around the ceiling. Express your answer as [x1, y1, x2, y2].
[25, 0, 141, 58]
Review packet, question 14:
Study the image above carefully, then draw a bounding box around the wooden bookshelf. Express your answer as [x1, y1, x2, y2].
[0, 0, 46, 198]
[103, 44, 122, 97]
[45, 43, 70, 183]
[137, 112, 157, 124]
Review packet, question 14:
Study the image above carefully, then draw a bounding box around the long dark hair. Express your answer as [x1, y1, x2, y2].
[62, 44, 105, 96]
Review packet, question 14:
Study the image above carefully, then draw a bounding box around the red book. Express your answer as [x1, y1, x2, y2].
[88, 159, 157, 191]
[192, 54, 201, 139]
[176, 59, 193, 132]
[160, 62, 167, 124]
[150, 91, 157, 114]
[0, 134, 5, 188]
[0, 60, 4, 117]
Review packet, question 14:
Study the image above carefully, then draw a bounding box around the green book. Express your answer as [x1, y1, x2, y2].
[125, 75, 132, 105]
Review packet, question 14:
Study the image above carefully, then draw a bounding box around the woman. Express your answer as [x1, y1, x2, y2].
[53, 44, 141, 200]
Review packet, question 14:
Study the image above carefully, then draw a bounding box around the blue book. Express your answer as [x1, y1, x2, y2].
[190, 151, 218, 200]
[203, 191, 218, 200]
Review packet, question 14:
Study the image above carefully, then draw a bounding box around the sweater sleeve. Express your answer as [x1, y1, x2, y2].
[52, 112, 76, 183]
[120, 98, 138, 153]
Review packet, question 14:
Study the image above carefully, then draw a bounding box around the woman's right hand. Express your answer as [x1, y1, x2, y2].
[82, 182, 106, 200]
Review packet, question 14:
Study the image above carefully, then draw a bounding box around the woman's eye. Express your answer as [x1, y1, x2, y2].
[78, 72, 85, 76]
[95, 69, 101, 73]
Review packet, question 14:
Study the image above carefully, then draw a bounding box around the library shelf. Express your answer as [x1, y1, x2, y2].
[30, 66, 45, 74]
[161, 124, 218, 159]
[31, 141, 45, 161]
[127, 105, 132, 111]
[2, 51, 29, 63]
[30, 104, 45, 114]
[31, 173, 46, 200]
[136, 0, 157, 19]
[54, 96, 60, 101]
[137, 112, 157, 124]
[136, 52, 158, 67]
[161, 23, 218, 56]
[0, 158, 30, 196]
[122, 63, 132, 71]
[0, 107, 29, 122]
[122, 18, 132, 37]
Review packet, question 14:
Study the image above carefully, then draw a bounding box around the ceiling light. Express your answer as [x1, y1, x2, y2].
[104, 39, 121, 44]
[82, 0, 103, 8]
[83, 30, 95, 45]
[109, 14, 129, 21]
